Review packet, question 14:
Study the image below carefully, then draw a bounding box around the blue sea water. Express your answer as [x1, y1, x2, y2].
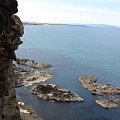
[16, 25, 120, 120]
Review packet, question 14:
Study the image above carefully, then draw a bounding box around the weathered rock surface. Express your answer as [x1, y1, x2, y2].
[17, 98, 42, 120]
[17, 58, 52, 69]
[0, 59, 21, 120]
[0, 0, 24, 119]
[80, 75, 120, 96]
[32, 84, 84, 102]
[13, 64, 52, 87]
[96, 99, 119, 109]
[80, 75, 120, 109]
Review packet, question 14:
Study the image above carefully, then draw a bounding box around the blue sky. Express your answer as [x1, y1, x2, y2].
[17, 0, 120, 26]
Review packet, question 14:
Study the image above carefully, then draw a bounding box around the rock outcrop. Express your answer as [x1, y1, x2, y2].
[17, 58, 52, 69]
[13, 64, 52, 87]
[0, 0, 24, 119]
[96, 99, 119, 109]
[17, 98, 42, 120]
[79, 75, 120, 109]
[32, 84, 84, 102]
[80, 75, 120, 96]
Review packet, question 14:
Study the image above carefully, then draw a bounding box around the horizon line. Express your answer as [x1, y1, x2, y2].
[22, 21, 120, 28]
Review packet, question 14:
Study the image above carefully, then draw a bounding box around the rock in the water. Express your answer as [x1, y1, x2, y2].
[80, 75, 120, 96]
[96, 99, 119, 109]
[111, 98, 120, 103]
[13, 64, 52, 87]
[16, 58, 52, 69]
[32, 84, 84, 102]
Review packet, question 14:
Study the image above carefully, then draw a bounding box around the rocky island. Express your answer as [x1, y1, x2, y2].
[96, 99, 119, 109]
[32, 84, 84, 102]
[80, 75, 120, 96]
[79, 75, 120, 109]
[17, 58, 52, 69]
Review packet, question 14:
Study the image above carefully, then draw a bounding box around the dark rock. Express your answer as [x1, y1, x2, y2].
[0, 0, 18, 16]
[32, 84, 84, 102]
[0, 0, 24, 119]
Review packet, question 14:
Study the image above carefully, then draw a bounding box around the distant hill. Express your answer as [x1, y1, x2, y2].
[23, 22, 120, 28]
[23, 22, 87, 27]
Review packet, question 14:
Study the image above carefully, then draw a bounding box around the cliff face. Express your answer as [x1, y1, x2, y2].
[0, 0, 24, 120]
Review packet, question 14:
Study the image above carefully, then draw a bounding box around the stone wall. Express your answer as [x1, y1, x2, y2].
[0, 0, 24, 120]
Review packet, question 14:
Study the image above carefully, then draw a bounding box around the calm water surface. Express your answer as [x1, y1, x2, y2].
[16, 25, 120, 120]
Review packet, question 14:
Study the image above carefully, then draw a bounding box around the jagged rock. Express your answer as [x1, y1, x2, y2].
[80, 75, 120, 96]
[0, 0, 23, 119]
[16, 58, 52, 69]
[13, 64, 52, 87]
[32, 84, 84, 102]
[96, 99, 119, 109]
[0, 14, 24, 60]
[0, 0, 18, 16]
[11, 15, 24, 36]
[111, 98, 120, 103]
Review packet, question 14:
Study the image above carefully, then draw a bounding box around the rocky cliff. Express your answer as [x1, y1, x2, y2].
[0, 0, 24, 120]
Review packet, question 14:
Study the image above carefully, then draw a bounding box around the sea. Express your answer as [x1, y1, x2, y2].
[16, 24, 120, 120]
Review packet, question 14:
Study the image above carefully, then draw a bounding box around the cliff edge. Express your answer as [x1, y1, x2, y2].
[0, 0, 24, 120]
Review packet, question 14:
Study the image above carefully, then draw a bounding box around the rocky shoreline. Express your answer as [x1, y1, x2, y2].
[32, 84, 84, 102]
[17, 58, 52, 69]
[79, 75, 120, 109]
[15, 57, 120, 109]
[13, 64, 52, 87]
[17, 98, 42, 120]
[14, 58, 53, 119]
[14, 58, 84, 103]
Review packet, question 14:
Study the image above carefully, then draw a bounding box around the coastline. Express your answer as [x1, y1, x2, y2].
[14, 58, 52, 87]
[17, 98, 42, 120]
[16, 25, 120, 120]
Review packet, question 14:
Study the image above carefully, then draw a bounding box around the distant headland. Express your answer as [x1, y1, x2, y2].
[23, 22, 87, 27]
[23, 22, 120, 28]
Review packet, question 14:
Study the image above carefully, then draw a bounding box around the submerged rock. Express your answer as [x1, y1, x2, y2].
[96, 99, 119, 109]
[16, 58, 52, 69]
[13, 64, 52, 87]
[80, 75, 120, 96]
[32, 84, 84, 102]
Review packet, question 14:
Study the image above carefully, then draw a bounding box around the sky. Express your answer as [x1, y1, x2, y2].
[17, 0, 120, 26]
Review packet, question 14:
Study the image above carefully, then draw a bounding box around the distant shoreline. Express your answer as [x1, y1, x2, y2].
[23, 22, 120, 28]
[23, 22, 87, 27]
